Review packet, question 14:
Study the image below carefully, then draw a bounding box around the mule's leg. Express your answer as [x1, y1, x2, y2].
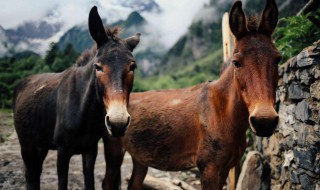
[57, 147, 72, 190]
[20, 142, 48, 190]
[198, 164, 229, 190]
[102, 137, 124, 190]
[127, 158, 148, 190]
[34, 147, 49, 187]
[82, 144, 98, 190]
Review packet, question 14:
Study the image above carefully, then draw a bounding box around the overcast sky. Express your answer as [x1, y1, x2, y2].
[1, 0, 209, 48]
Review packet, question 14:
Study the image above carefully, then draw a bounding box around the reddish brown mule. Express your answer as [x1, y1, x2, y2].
[13, 6, 140, 190]
[102, 0, 280, 189]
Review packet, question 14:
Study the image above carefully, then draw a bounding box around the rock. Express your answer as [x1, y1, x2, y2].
[289, 57, 298, 68]
[314, 66, 320, 79]
[142, 175, 184, 190]
[171, 178, 197, 190]
[283, 71, 296, 84]
[299, 173, 316, 190]
[295, 100, 312, 122]
[277, 86, 287, 103]
[288, 83, 310, 100]
[300, 69, 312, 85]
[310, 81, 320, 100]
[289, 169, 299, 184]
[236, 151, 270, 190]
[278, 65, 285, 77]
[283, 150, 294, 168]
[297, 47, 320, 68]
[293, 149, 316, 172]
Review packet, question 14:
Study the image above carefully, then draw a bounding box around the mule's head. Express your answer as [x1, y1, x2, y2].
[229, 0, 281, 137]
[89, 6, 140, 137]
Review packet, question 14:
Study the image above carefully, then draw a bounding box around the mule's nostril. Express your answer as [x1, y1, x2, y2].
[249, 116, 256, 126]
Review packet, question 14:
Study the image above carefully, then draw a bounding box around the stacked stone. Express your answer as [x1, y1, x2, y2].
[264, 40, 320, 190]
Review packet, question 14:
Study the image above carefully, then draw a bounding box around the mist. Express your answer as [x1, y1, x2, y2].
[1, 0, 210, 49]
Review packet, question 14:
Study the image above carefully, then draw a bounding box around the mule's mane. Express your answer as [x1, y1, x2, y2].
[105, 26, 121, 40]
[76, 26, 122, 67]
[247, 16, 258, 32]
[76, 48, 96, 67]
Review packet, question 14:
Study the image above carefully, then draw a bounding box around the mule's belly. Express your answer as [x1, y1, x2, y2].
[123, 122, 202, 171]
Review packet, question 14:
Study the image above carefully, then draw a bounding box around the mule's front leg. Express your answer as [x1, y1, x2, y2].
[82, 144, 98, 190]
[128, 158, 148, 190]
[102, 136, 124, 190]
[57, 147, 72, 190]
[198, 163, 229, 190]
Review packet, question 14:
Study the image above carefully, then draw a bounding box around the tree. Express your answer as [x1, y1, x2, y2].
[45, 42, 60, 67]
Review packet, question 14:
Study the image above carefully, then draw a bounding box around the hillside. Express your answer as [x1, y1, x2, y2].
[134, 0, 312, 92]
[157, 0, 309, 75]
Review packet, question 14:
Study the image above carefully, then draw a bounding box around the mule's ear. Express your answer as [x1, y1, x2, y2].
[89, 6, 108, 48]
[125, 33, 141, 52]
[258, 0, 278, 36]
[229, 1, 248, 40]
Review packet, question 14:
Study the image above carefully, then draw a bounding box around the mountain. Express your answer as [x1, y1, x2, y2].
[57, 11, 165, 76]
[118, 0, 161, 13]
[0, 26, 13, 57]
[0, 0, 161, 59]
[0, 20, 63, 57]
[157, 0, 310, 74]
[57, 11, 147, 53]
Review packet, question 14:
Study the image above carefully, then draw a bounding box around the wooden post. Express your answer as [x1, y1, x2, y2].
[222, 12, 240, 190]
[222, 12, 234, 62]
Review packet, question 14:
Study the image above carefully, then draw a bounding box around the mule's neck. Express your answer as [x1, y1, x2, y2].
[205, 64, 249, 138]
[77, 62, 103, 112]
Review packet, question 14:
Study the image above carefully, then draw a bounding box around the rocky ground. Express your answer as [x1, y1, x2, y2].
[0, 110, 201, 190]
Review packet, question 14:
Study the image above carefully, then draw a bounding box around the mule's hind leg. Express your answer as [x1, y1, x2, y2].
[57, 147, 72, 190]
[82, 144, 98, 190]
[128, 158, 148, 190]
[20, 142, 48, 190]
[102, 136, 124, 190]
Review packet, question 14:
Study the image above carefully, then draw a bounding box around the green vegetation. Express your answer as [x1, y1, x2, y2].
[0, 43, 79, 108]
[133, 49, 223, 92]
[275, 12, 320, 63]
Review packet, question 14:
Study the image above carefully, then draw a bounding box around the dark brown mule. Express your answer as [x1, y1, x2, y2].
[102, 0, 280, 189]
[13, 6, 140, 190]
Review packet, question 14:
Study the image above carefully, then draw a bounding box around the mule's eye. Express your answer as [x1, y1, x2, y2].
[94, 64, 103, 72]
[232, 60, 242, 68]
[129, 63, 137, 72]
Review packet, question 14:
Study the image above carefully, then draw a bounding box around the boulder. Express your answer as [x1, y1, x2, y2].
[236, 151, 270, 190]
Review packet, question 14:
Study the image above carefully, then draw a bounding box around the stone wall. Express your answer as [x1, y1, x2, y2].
[256, 41, 320, 190]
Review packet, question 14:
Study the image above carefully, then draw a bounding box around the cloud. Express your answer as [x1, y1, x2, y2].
[0, 0, 209, 49]
[1, 0, 58, 28]
[144, 0, 210, 48]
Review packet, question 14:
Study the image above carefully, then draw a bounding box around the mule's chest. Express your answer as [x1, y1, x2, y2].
[54, 121, 105, 153]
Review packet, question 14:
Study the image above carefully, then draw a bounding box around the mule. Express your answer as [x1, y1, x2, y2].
[102, 0, 281, 189]
[13, 6, 140, 190]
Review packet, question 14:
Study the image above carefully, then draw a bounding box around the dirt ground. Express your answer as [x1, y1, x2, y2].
[0, 110, 201, 190]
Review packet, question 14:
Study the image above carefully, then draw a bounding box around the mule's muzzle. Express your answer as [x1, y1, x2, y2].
[105, 113, 131, 137]
[249, 106, 279, 137]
